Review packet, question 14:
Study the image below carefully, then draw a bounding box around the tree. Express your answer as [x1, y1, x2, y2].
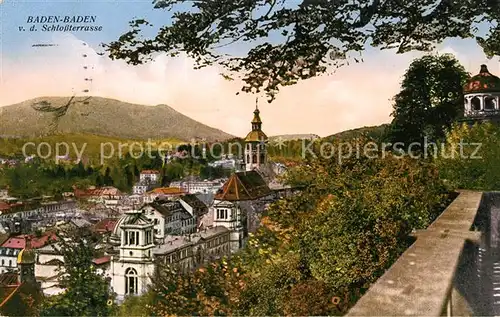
[105, 0, 494, 101]
[235, 137, 452, 314]
[112, 293, 152, 317]
[387, 54, 469, 147]
[148, 260, 243, 316]
[39, 227, 115, 316]
[436, 122, 500, 190]
[103, 167, 113, 186]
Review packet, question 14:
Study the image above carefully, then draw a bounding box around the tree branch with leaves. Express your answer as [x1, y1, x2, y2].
[105, 0, 492, 102]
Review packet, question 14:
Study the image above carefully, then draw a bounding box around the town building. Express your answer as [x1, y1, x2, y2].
[108, 210, 156, 300]
[139, 170, 160, 184]
[143, 187, 187, 203]
[106, 208, 232, 301]
[208, 157, 241, 170]
[169, 178, 225, 194]
[202, 170, 273, 251]
[133, 170, 161, 195]
[141, 199, 198, 239]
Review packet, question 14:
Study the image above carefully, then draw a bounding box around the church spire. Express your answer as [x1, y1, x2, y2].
[252, 97, 262, 130]
[17, 235, 36, 285]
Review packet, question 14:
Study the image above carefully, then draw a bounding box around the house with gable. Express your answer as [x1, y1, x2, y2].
[201, 170, 273, 252]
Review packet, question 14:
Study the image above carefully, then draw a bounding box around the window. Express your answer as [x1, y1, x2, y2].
[125, 268, 138, 295]
[485, 97, 497, 110]
[1, 259, 4, 266]
[8, 260, 11, 267]
[146, 230, 152, 244]
[128, 231, 139, 245]
[471, 96, 481, 111]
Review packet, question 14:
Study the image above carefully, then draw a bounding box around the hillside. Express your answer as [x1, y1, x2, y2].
[0, 96, 234, 142]
[269, 134, 320, 141]
[325, 124, 389, 142]
[0, 133, 182, 162]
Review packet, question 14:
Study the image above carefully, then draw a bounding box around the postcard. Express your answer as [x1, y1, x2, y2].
[0, 0, 498, 316]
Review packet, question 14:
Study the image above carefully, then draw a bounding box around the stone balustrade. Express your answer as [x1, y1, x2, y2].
[347, 190, 484, 316]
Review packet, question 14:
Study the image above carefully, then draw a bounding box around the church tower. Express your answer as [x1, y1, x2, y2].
[17, 235, 36, 285]
[110, 209, 155, 302]
[244, 98, 268, 171]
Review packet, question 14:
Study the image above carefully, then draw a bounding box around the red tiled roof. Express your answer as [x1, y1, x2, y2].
[92, 256, 111, 265]
[0, 203, 10, 212]
[2, 233, 57, 249]
[93, 218, 118, 233]
[215, 171, 271, 201]
[88, 187, 123, 197]
[73, 188, 90, 199]
[147, 187, 186, 195]
[75, 187, 123, 198]
[141, 170, 160, 174]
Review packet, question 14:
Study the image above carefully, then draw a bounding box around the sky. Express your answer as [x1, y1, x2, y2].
[0, 0, 498, 138]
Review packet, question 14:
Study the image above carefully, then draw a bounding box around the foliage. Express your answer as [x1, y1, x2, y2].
[147, 260, 243, 316]
[239, 138, 452, 314]
[436, 122, 500, 190]
[0, 144, 229, 198]
[0, 160, 100, 199]
[0, 134, 181, 164]
[199, 165, 233, 180]
[143, 137, 452, 316]
[326, 124, 389, 143]
[39, 227, 115, 316]
[105, 0, 493, 101]
[112, 293, 153, 317]
[387, 54, 469, 147]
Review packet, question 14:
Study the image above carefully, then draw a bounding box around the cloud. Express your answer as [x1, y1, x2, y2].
[0, 33, 495, 137]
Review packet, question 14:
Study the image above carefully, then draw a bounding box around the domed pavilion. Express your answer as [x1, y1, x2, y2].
[463, 64, 500, 123]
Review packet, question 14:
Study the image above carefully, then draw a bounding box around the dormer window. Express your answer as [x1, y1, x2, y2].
[216, 209, 228, 220]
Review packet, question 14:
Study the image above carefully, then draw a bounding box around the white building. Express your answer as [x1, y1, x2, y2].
[208, 158, 240, 170]
[139, 194, 209, 240]
[141, 200, 196, 239]
[132, 183, 149, 195]
[169, 179, 224, 194]
[133, 170, 161, 195]
[85, 187, 124, 208]
[0, 199, 77, 220]
[0, 248, 20, 273]
[139, 170, 160, 184]
[106, 208, 233, 301]
[109, 210, 156, 301]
